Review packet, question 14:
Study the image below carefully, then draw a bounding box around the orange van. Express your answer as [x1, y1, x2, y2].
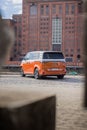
[20, 51, 66, 79]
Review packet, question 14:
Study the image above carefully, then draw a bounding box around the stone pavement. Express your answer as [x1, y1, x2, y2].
[55, 78, 87, 130]
[0, 75, 87, 130]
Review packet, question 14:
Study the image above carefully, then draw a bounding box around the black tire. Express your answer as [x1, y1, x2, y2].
[57, 75, 64, 79]
[34, 68, 40, 79]
[20, 68, 25, 77]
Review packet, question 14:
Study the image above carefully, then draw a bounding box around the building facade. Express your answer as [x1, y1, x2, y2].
[4, 0, 83, 67]
[10, 14, 22, 61]
[21, 0, 83, 66]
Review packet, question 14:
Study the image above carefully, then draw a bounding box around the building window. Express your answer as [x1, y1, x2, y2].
[46, 5, 49, 15]
[78, 2, 82, 13]
[65, 49, 68, 52]
[70, 54, 73, 57]
[30, 3, 37, 15]
[41, 5, 44, 15]
[71, 4, 75, 14]
[71, 49, 74, 52]
[77, 54, 81, 61]
[66, 4, 69, 15]
[77, 49, 80, 52]
[66, 57, 73, 62]
[52, 18, 62, 45]
[59, 5, 62, 14]
[52, 5, 56, 14]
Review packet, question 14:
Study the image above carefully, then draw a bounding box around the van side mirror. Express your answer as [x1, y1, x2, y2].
[23, 57, 29, 61]
[23, 57, 26, 60]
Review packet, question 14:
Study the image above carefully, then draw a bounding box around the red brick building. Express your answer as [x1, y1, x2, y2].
[4, 0, 83, 67]
[21, 0, 83, 66]
[10, 14, 22, 61]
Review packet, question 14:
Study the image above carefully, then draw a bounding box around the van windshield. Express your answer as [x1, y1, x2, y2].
[43, 52, 64, 59]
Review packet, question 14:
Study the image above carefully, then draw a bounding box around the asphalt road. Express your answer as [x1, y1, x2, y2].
[0, 74, 87, 130]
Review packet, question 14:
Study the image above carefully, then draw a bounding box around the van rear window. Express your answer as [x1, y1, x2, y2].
[43, 52, 64, 59]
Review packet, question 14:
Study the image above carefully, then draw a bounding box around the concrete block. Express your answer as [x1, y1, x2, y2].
[0, 96, 56, 130]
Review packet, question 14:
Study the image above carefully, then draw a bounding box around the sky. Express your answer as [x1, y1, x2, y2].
[0, 0, 22, 19]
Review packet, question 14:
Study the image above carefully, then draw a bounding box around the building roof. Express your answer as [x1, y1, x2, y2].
[25, 0, 82, 3]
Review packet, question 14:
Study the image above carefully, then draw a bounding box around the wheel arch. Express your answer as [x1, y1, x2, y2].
[33, 65, 40, 74]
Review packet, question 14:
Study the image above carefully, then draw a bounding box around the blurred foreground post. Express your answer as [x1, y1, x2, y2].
[83, 0, 87, 107]
[0, 14, 56, 130]
[0, 95, 56, 130]
[0, 14, 14, 67]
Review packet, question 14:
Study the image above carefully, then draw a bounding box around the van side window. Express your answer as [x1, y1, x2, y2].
[28, 52, 40, 60]
[32, 53, 40, 60]
[29, 53, 33, 60]
[39, 53, 43, 59]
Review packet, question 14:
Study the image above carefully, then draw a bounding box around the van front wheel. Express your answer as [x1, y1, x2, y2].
[34, 68, 40, 79]
[20, 68, 25, 77]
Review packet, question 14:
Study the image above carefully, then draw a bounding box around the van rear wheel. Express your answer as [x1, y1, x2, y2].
[57, 75, 64, 79]
[34, 68, 40, 79]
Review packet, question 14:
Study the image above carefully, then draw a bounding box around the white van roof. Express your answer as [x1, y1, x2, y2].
[29, 51, 63, 54]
